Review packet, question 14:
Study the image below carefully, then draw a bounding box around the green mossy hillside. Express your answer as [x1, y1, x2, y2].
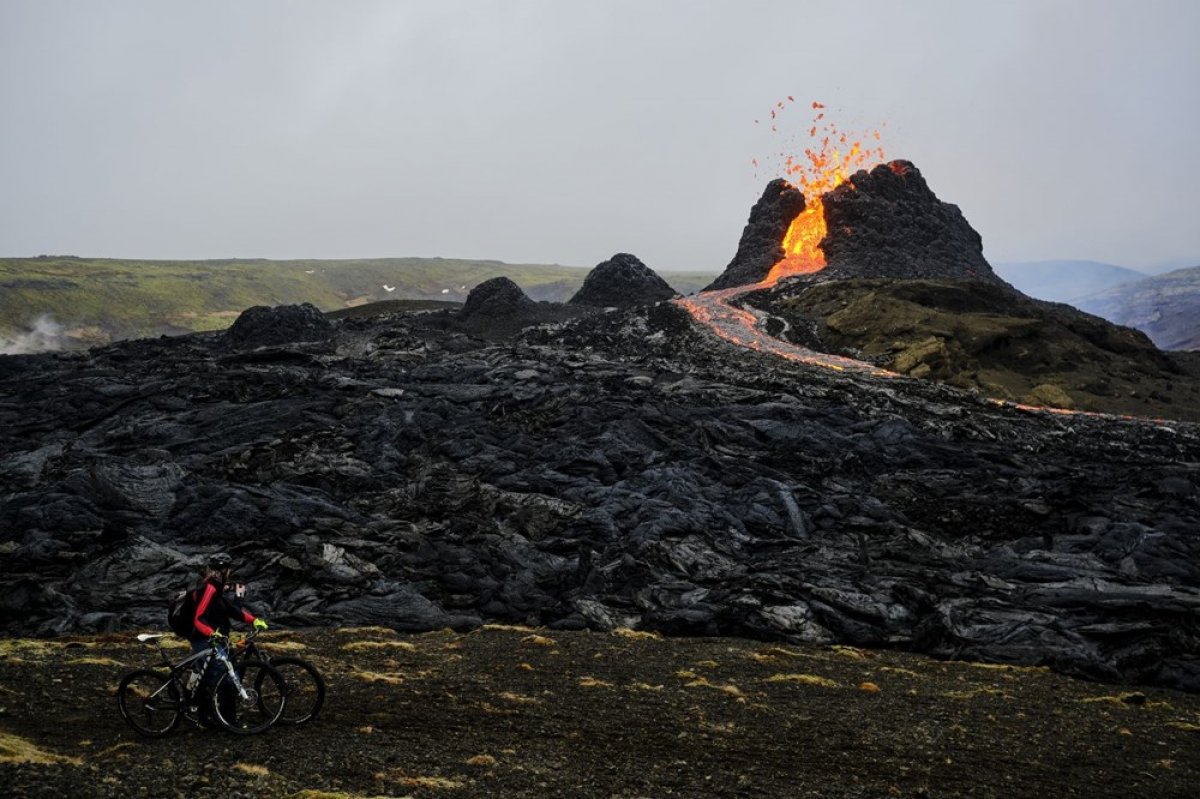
[0, 256, 713, 345]
[769, 278, 1200, 421]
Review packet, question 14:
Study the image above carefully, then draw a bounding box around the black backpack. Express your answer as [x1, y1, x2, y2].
[167, 587, 198, 638]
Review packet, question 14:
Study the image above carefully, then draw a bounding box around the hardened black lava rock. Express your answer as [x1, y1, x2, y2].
[459, 277, 538, 321]
[447, 276, 589, 339]
[568, 253, 677, 308]
[820, 160, 1005, 284]
[2, 298, 1200, 693]
[706, 179, 807, 290]
[224, 302, 333, 349]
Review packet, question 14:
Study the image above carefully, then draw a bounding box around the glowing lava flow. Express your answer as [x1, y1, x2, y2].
[676, 284, 1150, 421]
[675, 282, 895, 376]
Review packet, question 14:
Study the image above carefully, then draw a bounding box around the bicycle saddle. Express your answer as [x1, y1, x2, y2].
[137, 633, 169, 642]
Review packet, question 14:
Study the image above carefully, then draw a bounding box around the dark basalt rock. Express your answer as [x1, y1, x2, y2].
[568, 253, 677, 308]
[706, 179, 807, 290]
[448, 276, 588, 340]
[224, 303, 333, 349]
[3, 287, 1200, 693]
[448, 273, 597, 338]
[459, 277, 537, 322]
[820, 160, 1004, 284]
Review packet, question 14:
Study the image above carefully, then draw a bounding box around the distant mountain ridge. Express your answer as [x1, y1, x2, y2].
[993, 260, 1146, 303]
[1075, 264, 1200, 351]
[0, 256, 716, 350]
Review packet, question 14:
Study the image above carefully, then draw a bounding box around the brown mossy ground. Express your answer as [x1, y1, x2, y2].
[1, 628, 1198, 798]
[765, 279, 1200, 421]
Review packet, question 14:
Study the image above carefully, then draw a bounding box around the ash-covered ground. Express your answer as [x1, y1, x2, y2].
[2, 289, 1198, 693]
[2, 626, 1198, 798]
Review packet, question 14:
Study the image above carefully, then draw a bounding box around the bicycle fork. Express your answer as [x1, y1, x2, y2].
[214, 648, 252, 701]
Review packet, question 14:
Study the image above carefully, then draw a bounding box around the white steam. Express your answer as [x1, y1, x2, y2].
[0, 314, 66, 355]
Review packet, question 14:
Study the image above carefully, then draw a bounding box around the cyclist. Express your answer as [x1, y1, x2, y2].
[189, 552, 268, 724]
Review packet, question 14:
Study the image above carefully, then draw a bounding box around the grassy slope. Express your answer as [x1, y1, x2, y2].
[0, 257, 715, 342]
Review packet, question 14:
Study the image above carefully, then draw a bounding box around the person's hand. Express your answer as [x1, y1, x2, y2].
[253, 618, 269, 631]
[209, 630, 225, 644]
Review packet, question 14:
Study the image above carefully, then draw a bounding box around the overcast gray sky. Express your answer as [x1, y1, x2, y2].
[1, 0, 1197, 272]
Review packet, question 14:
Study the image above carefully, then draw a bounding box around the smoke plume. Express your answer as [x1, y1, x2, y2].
[0, 315, 66, 355]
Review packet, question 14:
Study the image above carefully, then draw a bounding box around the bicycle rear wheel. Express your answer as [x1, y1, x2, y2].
[117, 669, 182, 737]
[211, 661, 286, 734]
[258, 656, 325, 725]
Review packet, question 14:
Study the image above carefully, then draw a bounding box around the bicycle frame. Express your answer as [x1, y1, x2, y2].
[138, 632, 259, 704]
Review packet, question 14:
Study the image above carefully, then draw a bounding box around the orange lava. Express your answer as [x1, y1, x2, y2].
[760, 101, 887, 286]
[675, 281, 895, 377]
[766, 200, 828, 283]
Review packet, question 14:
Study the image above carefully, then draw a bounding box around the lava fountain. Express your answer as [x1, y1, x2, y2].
[766, 101, 886, 285]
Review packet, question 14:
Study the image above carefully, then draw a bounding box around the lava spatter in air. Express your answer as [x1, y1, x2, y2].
[768, 101, 887, 284]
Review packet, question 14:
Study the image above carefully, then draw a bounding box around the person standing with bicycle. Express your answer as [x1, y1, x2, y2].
[190, 553, 268, 724]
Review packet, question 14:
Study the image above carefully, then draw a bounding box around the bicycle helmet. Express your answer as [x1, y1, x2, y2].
[207, 552, 234, 571]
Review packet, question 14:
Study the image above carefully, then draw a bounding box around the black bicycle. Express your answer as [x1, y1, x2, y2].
[230, 632, 325, 725]
[117, 629, 287, 736]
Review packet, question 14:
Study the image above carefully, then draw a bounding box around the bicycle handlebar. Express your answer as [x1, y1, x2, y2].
[228, 628, 263, 646]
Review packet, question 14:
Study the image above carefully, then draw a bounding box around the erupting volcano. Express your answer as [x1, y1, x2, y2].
[710, 102, 999, 293]
[682, 102, 1016, 379]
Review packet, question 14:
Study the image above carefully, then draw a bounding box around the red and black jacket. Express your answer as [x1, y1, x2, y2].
[191, 577, 256, 641]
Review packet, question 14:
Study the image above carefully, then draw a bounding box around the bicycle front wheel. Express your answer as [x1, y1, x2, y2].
[117, 669, 182, 737]
[211, 661, 286, 734]
[258, 656, 325, 725]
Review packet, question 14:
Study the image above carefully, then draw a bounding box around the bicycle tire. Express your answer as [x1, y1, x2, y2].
[256, 656, 325, 725]
[117, 669, 182, 737]
[211, 660, 286, 734]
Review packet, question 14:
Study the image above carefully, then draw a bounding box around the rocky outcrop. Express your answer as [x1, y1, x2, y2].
[224, 303, 333, 349]
[451, 276, 588, 339]
[820, 160, 1002, 283]
[459, 277, 537, 321]
[3, 303, 1200, 692]
[568, 254, 677, 308]
[706, 179, 807, 290]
